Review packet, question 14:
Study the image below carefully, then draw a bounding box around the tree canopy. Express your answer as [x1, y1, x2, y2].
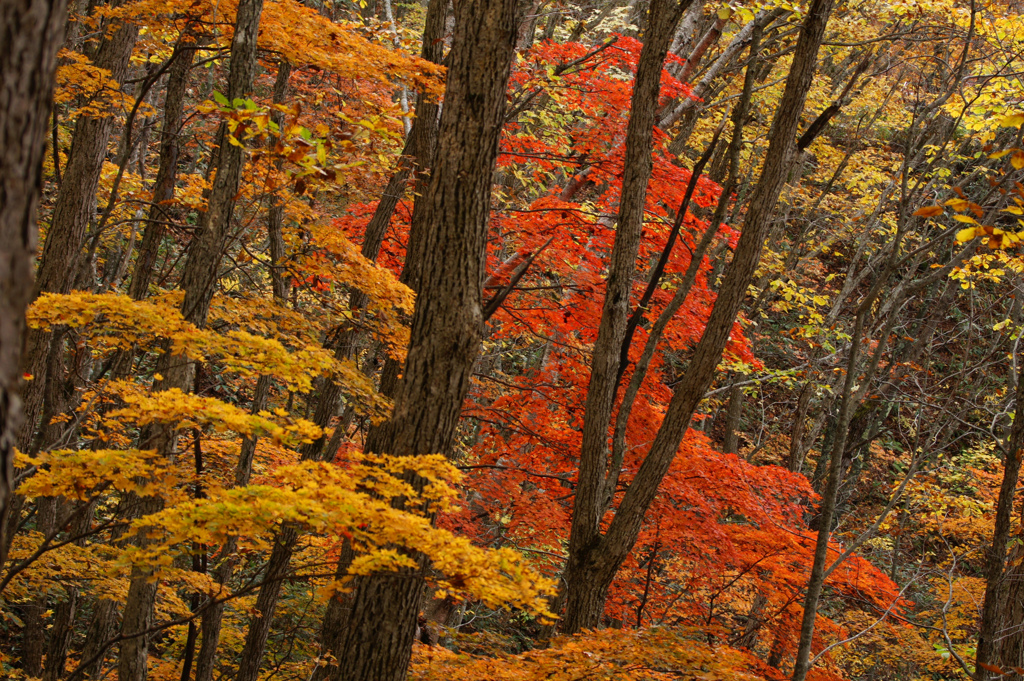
[2, 0, 1024, 680]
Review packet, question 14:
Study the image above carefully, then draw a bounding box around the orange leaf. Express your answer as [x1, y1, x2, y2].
[913, 205, 943, 217]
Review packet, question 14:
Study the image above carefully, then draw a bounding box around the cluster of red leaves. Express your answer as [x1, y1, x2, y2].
[337, 36, 902, 675]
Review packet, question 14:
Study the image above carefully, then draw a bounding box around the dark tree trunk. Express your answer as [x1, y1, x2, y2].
[328, 1, 518, 679]
[0, 0, 68, 567]
[19, 1, 137, 449]
[566, 0, 692, 634]
[722, 380, 743, 454]
[975, 362, 1024, 680]
[994, 545, 1024, 677]
[788, 382, 813, 472]
[562, 0, 834, 634]
[128, 38, 196, 301]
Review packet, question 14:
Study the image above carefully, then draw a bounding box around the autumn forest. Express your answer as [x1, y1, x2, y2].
[2, 0, 1024, 678]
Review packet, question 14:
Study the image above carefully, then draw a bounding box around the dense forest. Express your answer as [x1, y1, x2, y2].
[2, 0, 1024, 678]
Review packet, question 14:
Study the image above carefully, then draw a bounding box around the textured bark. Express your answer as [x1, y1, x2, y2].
[79, 598, 119, 680]
[370, 0, 447, 401]
[19, 1, 137, 448]
[562, 0, 834, 634]
[42, 587, 78, 681]
[994, 548, 1024, 678]
[721, 380, 743, 454]
[564, 0, 692, 634]
[310, 542, 356, 681]
[0, 0, 68, 566]
[116, 2, 265, 678]
[128, 38, 196, 301]
[975, 364, 1024, 680]
[328, 1, 518, 679]
[176, 0, 263, 330]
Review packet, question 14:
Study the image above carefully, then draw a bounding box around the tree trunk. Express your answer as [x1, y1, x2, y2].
[128, 38, 196, 301]
[116, 1, 265, 678]
[722, 380, 743, 454]
[19, 1, 137, 448]
[975, 362, 1024, 680]
[562, 0, 834, 634]
[567, 0, 691, 633]
[193, 374, 270, 681]
[788, 381, 813, 472]
[994, 545, 1024, 678]
[0, 0, 68, 569]
[328, 1, 518, 679]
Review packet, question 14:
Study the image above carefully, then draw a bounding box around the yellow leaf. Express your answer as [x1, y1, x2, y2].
[956, 228, 977, 242]
[998, 114, 1024, 129]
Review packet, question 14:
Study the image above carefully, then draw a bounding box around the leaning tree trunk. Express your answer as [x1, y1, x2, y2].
[975, 359, 1024, 680]
[327, 2, 518, 680]
[565, 0, 692, 634]
[0, 0, 68, 567]
[561, 0, 835, 634]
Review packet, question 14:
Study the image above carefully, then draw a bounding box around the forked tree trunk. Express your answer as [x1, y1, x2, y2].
[328, 1, 518, 679]
[566, 0, 692, 634]
[562, 0, 835, 633]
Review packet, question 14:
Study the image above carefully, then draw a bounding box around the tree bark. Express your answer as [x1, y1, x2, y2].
[19, 0, 137, 448]
[327, 1, 518, 679]
[117, 2, 265, 679]
[566, 0, 691, 635]
[975, 362, 1024, 680]
[722, 379, 743, 454]
[128, 37, 196, 301]
[0, 0, 68, 568]
[561, 0, 835, 634]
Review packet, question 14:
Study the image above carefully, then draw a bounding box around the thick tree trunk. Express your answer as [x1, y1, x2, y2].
[0, 0, 68, 569]
[562, 0, 834, 633]
[327, 2, 518, 680]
